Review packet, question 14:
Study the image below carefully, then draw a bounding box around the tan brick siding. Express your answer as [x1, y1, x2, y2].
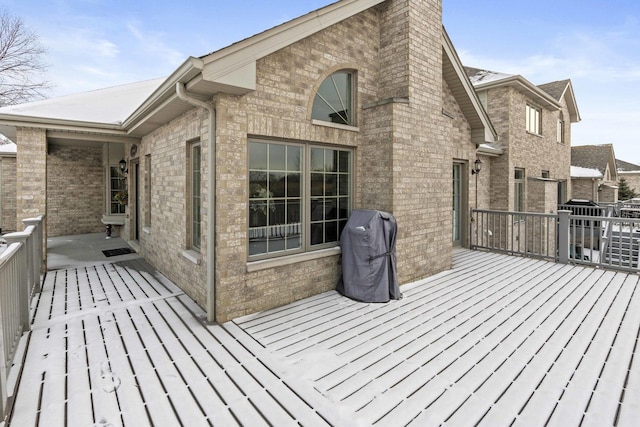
[1, 156, 17, 232]
[16, 128, 47, 226]
[46, 144, 104, 237]
[132, 0, 476, 322]
[484, 86, 572, 212]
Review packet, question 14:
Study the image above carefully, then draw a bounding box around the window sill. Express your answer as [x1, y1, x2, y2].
[247, 246, 341, 273]
[525, 131, 543, 138]
[182, 249, 202, 265]
[311, 119, 359, 132]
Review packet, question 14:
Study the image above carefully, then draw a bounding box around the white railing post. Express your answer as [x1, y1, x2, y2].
[22, 215, 44, 293]
[558, 210, 571, 264]
[0, 242, 27, 419]
[4, 227, 35, 300]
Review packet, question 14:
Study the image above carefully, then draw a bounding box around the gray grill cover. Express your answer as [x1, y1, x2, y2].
[337, 209, 401, 302]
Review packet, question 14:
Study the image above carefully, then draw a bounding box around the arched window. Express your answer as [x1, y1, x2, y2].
[311, 71, 354, 126]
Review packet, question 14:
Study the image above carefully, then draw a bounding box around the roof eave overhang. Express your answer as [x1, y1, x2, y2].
[441, 27, 498, 146]
[560, 81, 581, 123]
[0, 114, 128, 140]
[474, 76, 561, 111]
[200, 0, 386, 85]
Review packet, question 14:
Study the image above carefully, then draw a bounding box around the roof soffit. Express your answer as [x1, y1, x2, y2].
[442, 28, 497, 145]
[474, 75, 561, 111]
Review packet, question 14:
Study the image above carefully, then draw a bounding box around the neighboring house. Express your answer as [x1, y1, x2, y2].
[0, 0, 498, 322]
[466, 68, 580, 212]
[0, 139, 17, 233]
[571, 144, 618, 203]
[616, 158, 640, 196]
[570, 165, 604, 202]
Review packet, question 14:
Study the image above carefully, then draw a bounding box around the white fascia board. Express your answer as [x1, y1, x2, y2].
[0, 114, 127, 135]
[474, 75, 561, 110]
[200, 0, 385, 84]
[563, 81, 581, 122]
[442, 28, 497, 144]
[122, 57, 204, 129]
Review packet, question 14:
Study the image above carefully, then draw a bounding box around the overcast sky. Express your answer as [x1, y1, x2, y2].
[1, 0, 638, 163]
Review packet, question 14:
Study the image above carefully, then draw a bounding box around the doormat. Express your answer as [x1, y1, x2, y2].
[102, 247, 135, 257]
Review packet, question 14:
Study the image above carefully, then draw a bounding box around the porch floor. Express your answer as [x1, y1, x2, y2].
[5, 249, 640, 426]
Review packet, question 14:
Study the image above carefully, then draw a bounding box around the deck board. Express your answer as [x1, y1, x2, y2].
[8, 250, 640, 426]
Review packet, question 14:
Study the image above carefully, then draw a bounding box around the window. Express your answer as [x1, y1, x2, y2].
[514, 168, 525, 213]
[190, 142, 202, 251]
[557, 113, 565, 144]
[249, 140, 352, 259]
[109, 166, 126, 215]
[311, 71, 354, 126]
[144, 155, 151, 227]
[526, 104, 541, 135]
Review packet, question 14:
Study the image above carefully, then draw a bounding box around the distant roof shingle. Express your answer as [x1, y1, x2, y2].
[571, 144, 615, 174]
[616, 158, 640, 172]
[538, 80, 570, 101]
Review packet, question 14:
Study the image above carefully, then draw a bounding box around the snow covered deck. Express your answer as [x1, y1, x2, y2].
[6, 250, 640, 426]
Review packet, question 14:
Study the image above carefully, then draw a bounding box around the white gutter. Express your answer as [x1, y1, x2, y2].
[176, 82, 217, 323]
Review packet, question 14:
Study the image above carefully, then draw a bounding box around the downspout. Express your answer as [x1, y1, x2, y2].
[176, 82, 217, 323]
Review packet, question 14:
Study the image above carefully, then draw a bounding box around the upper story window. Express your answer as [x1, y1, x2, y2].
[526, 104, 542, 135]
[557, 112, 565, 144]
[311, 71, 354, 126]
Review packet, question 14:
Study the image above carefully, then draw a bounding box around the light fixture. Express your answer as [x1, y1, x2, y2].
[471, 158, 482, 175]
[119, 159, 128, 174]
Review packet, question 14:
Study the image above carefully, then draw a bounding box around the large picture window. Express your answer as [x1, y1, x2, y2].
[311, 71, 354, 126]
[249, 140, 352, 258]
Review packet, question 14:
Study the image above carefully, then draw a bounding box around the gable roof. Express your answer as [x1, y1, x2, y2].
[571, 144, 618, 180]
[465, 67, 580, 123]
[538, 79, 580, 123]
[0, 0, 496, 148]
[442, 30, 497, 146]
[0, 0, 386, 142]
[616, 158, 640, 172]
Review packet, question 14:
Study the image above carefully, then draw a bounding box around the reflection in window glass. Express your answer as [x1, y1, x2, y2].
[312, 71, 353, 126]
[249, 141, 351, 258]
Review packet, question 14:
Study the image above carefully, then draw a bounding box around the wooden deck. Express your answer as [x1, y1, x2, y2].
[5, 250, 640, 426]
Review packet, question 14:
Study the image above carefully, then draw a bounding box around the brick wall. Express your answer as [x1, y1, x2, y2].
[571, 178, 598, 201]
[134, 0, 469, 322]
[0, 156, 17, 232]
[46, 144, 104, 237]
[484, 86, 572, 212]
[16, 128, 47, 226]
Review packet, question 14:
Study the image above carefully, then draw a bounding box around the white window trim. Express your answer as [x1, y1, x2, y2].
[526, 104, 542, 136]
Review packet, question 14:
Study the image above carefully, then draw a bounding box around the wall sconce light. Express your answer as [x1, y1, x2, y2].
[119, 159, 128, 174]
[471, 158, 483, 175]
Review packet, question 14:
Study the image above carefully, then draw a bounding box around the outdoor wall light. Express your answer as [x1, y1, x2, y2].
[119, 159, 128, 174]
[471, 158, 483, 175]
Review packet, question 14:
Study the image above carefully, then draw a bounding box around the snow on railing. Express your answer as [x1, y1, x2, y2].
[0, 214, 45, 419]
[471, 209, 640, 273]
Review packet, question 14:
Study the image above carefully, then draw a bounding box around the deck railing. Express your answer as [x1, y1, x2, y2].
[471, 209, 640, 273]
[0, 214, 45, 418]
